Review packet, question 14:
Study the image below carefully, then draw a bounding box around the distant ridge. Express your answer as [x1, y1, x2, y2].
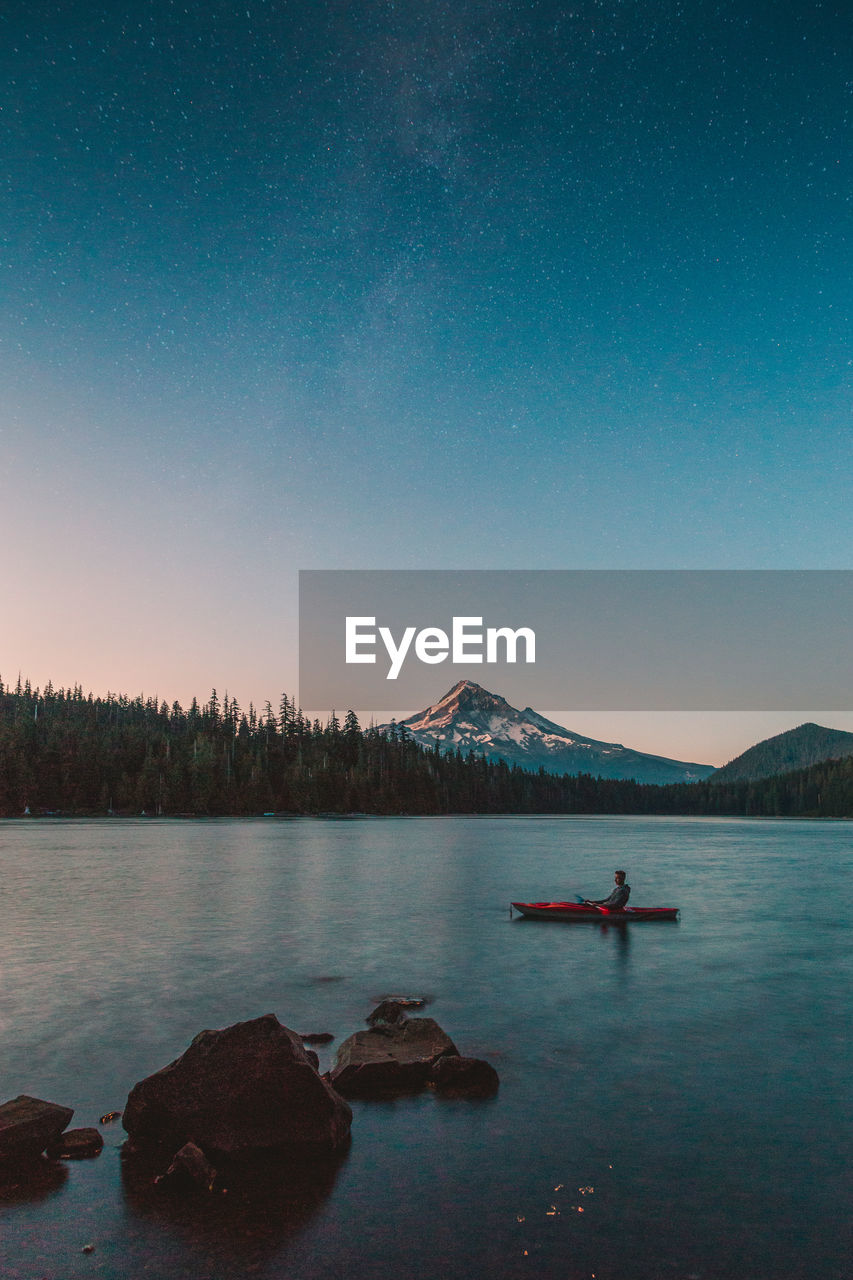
[376, 680, 715, 785]
[711, 722, 853, 783]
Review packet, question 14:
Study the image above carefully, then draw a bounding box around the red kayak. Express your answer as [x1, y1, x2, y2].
[511, 901, 679, 922]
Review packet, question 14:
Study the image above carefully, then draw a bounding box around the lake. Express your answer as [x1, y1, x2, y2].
[1, 816, 850, 1279]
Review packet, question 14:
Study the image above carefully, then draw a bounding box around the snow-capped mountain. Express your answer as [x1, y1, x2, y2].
[376, 680, 714, 784]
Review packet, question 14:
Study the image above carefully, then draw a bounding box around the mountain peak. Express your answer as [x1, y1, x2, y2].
[445, 679, 483, 695]
[444, 679, 492, 699]
[376, 683, 714, 784]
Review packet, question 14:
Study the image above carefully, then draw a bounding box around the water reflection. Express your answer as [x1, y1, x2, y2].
[0, 1156, 68, 1204]
[510, 917, 637, 940]
[120, 1141, 349, 1268]
[0, 816, 849, 1280]
[599, 921, 631, 963]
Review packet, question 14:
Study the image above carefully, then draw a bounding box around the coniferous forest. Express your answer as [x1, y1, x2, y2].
[1, 679, 852, 819]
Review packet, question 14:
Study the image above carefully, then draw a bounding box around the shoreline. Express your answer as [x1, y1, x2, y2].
[3, 811, 851, 822]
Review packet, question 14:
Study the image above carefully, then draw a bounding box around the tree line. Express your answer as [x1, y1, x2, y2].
[1, 678, 852, 818]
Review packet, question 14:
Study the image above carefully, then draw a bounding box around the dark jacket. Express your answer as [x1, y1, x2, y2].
[598, 883, 631, 910]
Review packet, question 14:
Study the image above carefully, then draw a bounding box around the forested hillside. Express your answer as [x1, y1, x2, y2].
[711, 721, 853, 782]
[1, 680, 852, 818]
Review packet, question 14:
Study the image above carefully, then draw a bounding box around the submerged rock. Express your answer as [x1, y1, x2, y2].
[429, 1055, 500, 1098]
[366, 1000, 409, 1026]
[0, 1096, 74, 1163]
[154, 1141, 217, 1192]
[300, 1033, 334, 1045]
[122, 1014, 352, 1157]
[46, 1127, 104, 1159]
[329, 1018, 459, 1097]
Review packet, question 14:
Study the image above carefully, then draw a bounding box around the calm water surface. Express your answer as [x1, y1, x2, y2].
[1, 816, 850, 1279]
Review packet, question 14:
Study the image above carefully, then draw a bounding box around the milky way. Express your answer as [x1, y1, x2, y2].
[1, 2, 850, 746]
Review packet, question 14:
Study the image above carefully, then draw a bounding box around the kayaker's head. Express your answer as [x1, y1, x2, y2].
[614, 870, 626, 884]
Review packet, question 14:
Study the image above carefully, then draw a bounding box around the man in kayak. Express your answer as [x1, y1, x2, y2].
[583, 870, 631, 911]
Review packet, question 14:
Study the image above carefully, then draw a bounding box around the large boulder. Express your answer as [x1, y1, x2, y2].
[122, 1014, 352, 1156]
[329, 1018, 459, 1097]
[0, 1096, 74, 1162]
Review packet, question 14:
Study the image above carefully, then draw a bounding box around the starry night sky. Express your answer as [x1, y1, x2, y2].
[2, 1, 851, 759]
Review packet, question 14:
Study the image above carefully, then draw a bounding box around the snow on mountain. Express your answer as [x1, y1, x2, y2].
[376, 680, 714, 785]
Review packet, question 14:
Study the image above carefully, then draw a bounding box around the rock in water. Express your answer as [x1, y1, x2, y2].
[122, 1014, 352, 1156]
[329, 1018, 459, 1097]
[46, 1127, 104, 1159]
[366, 1000, 409, 1026]
[430, 1056, 500, 1097]
[0, 1096, 74, 1162]
[155, 1141, 217, 1192]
